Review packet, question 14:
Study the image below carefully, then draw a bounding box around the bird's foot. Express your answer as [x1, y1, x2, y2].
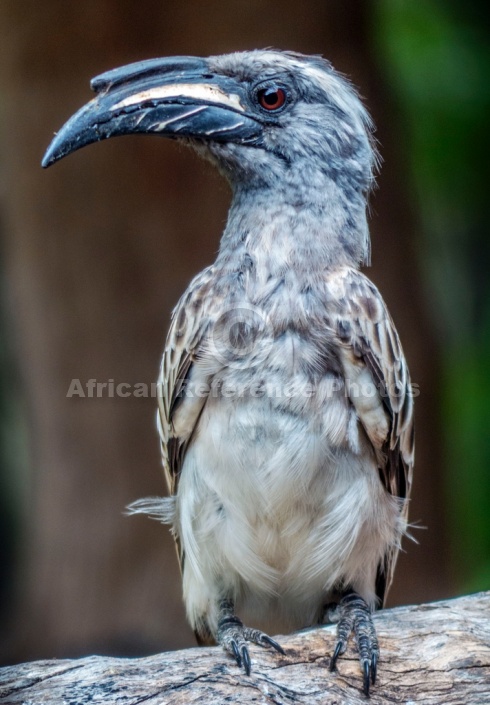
[329, 592, 379, 697]
[217, 599, 285, 675]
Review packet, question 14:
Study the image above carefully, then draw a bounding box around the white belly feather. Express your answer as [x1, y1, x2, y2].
[175, 351, 402, 636]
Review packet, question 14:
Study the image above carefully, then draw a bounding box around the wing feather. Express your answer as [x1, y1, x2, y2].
[328, 267, 415, 603]
[155, 265, 225, 598]
[157, 266, 219, 499]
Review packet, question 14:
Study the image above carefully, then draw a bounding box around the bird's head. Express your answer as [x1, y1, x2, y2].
[43, 50, 377, 265]
[43, 50, 376, 193]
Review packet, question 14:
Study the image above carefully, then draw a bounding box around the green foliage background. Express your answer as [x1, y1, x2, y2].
[375, 0, 490, 591]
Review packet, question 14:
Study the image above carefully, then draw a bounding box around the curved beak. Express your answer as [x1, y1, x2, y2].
[42, 56, 261, 168]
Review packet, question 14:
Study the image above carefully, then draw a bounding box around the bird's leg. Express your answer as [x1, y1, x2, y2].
[328, 591, 379, 697]
[216, 598, 285, 675]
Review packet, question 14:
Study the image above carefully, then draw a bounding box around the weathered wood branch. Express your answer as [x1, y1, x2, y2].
[1, 592, 489, 705]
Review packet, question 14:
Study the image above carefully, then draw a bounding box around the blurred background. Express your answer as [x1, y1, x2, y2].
[0, 0, 488, 664]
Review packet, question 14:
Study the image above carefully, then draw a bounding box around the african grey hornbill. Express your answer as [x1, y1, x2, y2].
[43, 50, 414, 696]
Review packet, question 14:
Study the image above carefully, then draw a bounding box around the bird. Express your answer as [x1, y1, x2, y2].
[43, 49, 414, 696]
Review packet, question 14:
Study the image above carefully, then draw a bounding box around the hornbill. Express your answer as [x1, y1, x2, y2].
[43, 50, 414, 696]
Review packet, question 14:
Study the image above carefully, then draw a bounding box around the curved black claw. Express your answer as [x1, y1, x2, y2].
[246, 629, 286, 655]
[264, 635, 286, 655]
[329, 592, 380, 697]
[217, 600, 285, 676]
[329, 640, 343, 671]
[363, 659, 370, 697]
[228, 638, 252, 675]
[231, 639, 242, 668]
[241, 644, 251, 676]
[371, 652, 377, 685]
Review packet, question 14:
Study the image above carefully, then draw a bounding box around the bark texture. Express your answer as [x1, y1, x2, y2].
[1, 593, 489, 705]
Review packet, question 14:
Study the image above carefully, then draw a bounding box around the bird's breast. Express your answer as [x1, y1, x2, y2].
[210, 265, 338, 371]
[195, 295, 360, 498]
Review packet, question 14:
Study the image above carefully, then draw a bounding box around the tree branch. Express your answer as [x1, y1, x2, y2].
[1, 592, 489, 704]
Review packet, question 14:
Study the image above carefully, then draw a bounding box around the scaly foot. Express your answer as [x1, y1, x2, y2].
[329, 592, 379, 696]
[217, 599, 285, 675]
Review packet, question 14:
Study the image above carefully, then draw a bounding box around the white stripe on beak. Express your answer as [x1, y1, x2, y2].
[112, 83, 245, 112]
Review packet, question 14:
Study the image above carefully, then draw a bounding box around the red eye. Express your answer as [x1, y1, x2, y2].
[257, 86, 286, 111]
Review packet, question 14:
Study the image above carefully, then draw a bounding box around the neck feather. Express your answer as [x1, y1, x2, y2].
[217, 177, 370, 274]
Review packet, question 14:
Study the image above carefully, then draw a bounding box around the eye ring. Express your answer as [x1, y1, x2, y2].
[255, 84, 288, 113]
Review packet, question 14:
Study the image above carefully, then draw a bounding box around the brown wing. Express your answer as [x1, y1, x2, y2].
[328, 267, 415, 604]
[157, 264, 226, 594]
[157, 265, 227, 646]
[157, 265, 219, 497]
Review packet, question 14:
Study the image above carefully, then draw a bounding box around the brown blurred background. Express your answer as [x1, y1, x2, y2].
[0, 0, 488, 664]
